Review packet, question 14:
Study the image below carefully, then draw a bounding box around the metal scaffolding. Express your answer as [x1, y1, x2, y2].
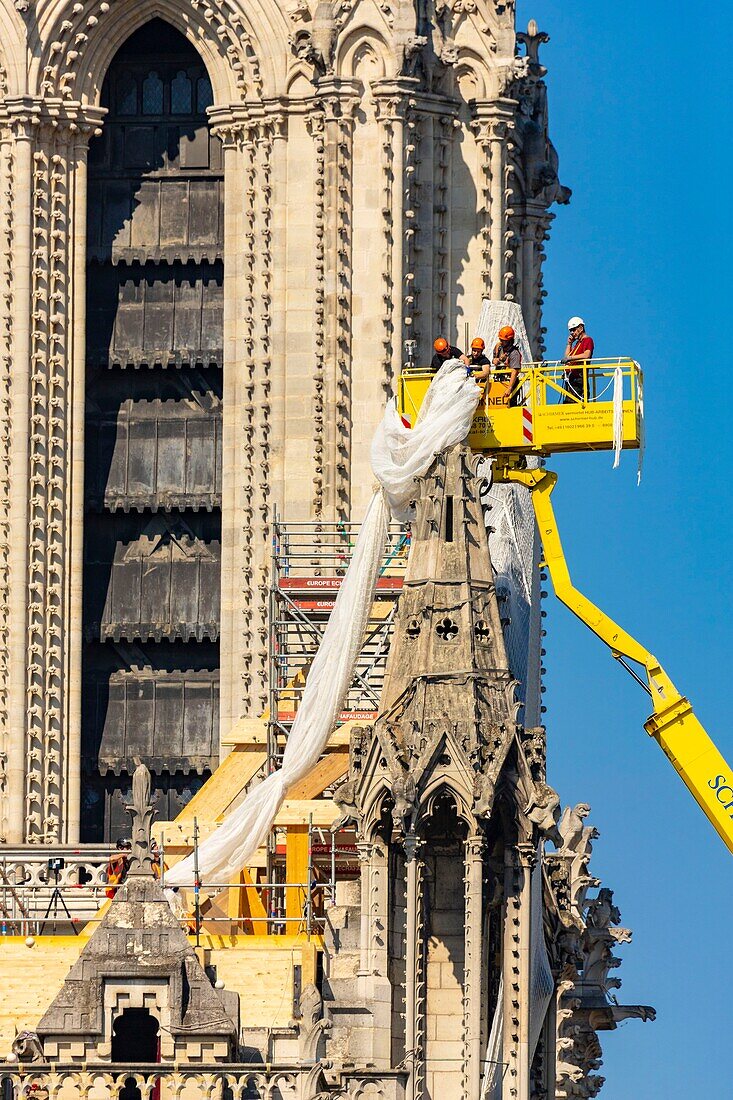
[268, 509, 408, 770]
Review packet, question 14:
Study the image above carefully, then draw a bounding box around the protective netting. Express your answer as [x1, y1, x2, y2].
[481, 974, 504, 1100]
[475, 300, 542, 727]
[529, 846, 554, 1056]
[166, 360, 480, 887]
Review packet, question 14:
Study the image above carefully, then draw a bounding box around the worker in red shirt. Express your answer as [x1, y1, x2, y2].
[562, 316, 594, 402]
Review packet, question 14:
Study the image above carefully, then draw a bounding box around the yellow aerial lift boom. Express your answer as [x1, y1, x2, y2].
[399, 357, 733, 854]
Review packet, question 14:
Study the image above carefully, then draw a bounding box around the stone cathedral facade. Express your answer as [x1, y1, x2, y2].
[1, 447, 654, 1100]
[0, 0, 567, 845]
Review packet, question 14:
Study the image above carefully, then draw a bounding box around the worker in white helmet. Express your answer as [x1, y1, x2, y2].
[562, 316, 594, 402]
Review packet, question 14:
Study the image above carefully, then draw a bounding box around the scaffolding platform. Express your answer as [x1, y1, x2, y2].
[268, 513, 408, 768]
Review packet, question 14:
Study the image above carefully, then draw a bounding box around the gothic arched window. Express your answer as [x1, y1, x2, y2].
[171, 70, 193, 115]
[196, 75, 214, 112]
[142, 70, 164, 114]
[116, 72, 137, 115]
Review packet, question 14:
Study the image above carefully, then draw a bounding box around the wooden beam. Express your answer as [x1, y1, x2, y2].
[285, 752, 348, 800]
[285, 824, 310, 924]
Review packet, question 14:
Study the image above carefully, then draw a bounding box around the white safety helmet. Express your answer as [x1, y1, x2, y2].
[568, 316, 585, 330]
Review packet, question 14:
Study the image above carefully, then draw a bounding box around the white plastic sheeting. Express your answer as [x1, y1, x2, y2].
[475, 300, 542, 728]
[166, 360, 480, 887]
[371, 356, 481, 522]
[612, 361, 624, 469]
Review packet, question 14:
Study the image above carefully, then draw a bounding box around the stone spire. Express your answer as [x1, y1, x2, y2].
[328, 444, 561, 1097]
[346, 443, 543, 835]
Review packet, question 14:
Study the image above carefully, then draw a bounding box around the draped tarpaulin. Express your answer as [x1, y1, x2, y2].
[166, 359, 480, 887]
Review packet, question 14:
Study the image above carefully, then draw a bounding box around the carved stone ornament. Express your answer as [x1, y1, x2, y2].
[125, 761, 155, 876]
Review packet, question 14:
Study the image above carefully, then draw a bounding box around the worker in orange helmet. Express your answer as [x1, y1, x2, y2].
[430, 336, 463, 372]
[492, 325, 522, 405]
[105, 837, 132, 899]
[462, 337, 492, 381]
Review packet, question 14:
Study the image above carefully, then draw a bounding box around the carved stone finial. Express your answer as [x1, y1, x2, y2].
[516, 20, 549, 77]
[126, 761, 155, 876]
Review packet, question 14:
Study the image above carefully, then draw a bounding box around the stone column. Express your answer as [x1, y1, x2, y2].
[306, 105, 327, 521]
[387, 100, 404, 391]
[412, 105, 432, 362]
[265, 106, 288, 513]
[463, 832, 486, 1099]
[250, 118, 275, 714]
[66, 117, 102, 841]
[433, 112, 453, 342]
[516, 842, 535, 1100]
[373, 92, 399, 397]
[2, 103, 105, 842]
[520, 219, 534, 330]
[0, 119, 13, 843]
[23, 114, 79, 842]
[473, 104, 515, 302]
[212, 112, 248, 739]
[372, 80, 419, 394]
[356, 838, 373, 976]
[3, 101, 38, 843]
[404, 832, 424, 1100]
[213, 108, 275, 725]
[517, 208, 548, 356]
[502, 843, 528, 1100]
[402, 99, 419, 359]
[533, 213, 553, 359]
[309, 81, 360, 523]
[368, 836, 389, 979]
[0, 104, 104, 842]
[488, 123, 506, 300]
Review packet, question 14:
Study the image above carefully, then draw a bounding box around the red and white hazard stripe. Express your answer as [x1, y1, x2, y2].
[401, 413, 412, 429]
[522, 407, 533, 443]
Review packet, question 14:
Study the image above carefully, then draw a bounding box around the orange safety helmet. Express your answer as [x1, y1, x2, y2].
[433, 337, 449, 353]
[471, 337, 485, 351]
[498, 325, 515, 342]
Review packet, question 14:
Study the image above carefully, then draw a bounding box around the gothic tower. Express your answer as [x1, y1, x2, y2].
[0, 0, 567, 841]
[330, 446, 560, 1098]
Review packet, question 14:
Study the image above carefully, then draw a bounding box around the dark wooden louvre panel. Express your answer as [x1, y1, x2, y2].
[82, 20, 224, 840]
[85, 407, 221, 511]
[86, 262, 223, 368]
[93, 672, 219, 772]
[84, 515, 220, 641]
[87, 166, 223, 261]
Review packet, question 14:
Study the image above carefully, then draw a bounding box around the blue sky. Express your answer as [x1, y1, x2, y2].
[515, 1, 732, 1096]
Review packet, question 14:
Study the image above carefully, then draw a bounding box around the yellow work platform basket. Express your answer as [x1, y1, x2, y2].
[397, 358, 643, 456]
